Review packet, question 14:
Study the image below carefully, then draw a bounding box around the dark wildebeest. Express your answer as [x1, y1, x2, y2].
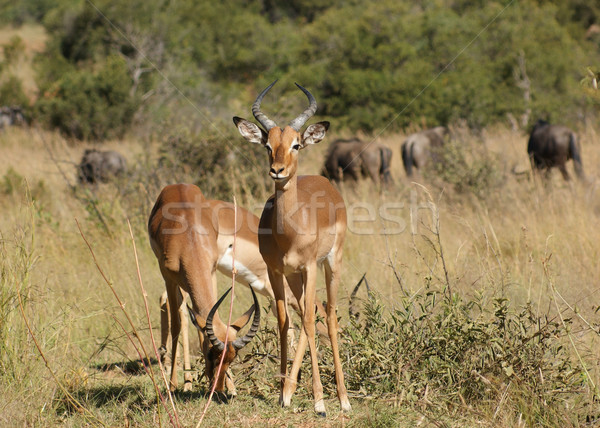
[0, 106, 26, 129]
[77, 149, 127, 184]
[400, 126, 448, 177]
[527, 120, 584, 181]
[322, 138, 393, 185]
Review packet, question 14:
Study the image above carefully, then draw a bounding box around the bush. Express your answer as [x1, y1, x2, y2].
[0, 76, 30, 110]
[334, 289, 588, 423]
[156, 123, 271, 203]
[35, 55, 138, 140]
[429, 133, 503, 198]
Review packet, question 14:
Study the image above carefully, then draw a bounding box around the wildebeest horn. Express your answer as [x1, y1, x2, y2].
[232, 286, 260, 351]
[205, 288, 233, 353]
[288, 83, 317, 131]
[252, 80, 278, 131]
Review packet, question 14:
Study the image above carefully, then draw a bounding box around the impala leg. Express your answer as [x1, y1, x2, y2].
[268, 269, 289, 406]
[178, 296, 193, 392]
[159, 291, 170, 368]
[166, 283, 183, 391]
[303, 263, 326, 416]
[324, 256, 351, 413]
[282, 273, 308, 405]
[272, 299, 297, 353]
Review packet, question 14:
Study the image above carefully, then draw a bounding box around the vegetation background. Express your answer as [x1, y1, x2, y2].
[1, 0, 600, 426]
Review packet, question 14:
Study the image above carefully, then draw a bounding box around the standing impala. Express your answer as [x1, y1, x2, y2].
[234, 81, 351, 415]
[148, 183, 260, 394]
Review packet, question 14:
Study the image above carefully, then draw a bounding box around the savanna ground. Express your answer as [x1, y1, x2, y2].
[3, 24, 600, 428]
[2, 120, 600, 427]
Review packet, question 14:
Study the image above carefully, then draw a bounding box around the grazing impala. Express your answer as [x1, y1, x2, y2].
[148, 183, 261, 394]
[156, 191, 330, 394]
[234, 81, 351, 415]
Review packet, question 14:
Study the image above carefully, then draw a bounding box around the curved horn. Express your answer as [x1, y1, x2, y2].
[252, 80, 278, 131]
[206, 287, 234, 353]
[232, 286, 260, 351]
[288, 82, 318, 131]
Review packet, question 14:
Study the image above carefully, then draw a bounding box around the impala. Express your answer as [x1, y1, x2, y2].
[153, 185, 328, 394]
[234, 81, 351, 415]
[148, 183, 261, 394]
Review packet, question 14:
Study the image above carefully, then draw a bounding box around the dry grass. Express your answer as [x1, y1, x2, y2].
[1, 121, 599, 426]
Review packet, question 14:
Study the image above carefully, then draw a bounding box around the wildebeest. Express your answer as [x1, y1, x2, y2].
[77, 149, 127, 184]
[322, 138, 393, 185]
[401, 126, 448, 177]
[527, 120, 584, 181]
[0, 106, 26, 129]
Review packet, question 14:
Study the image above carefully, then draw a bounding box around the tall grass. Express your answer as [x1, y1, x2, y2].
[1, 123, 599, 425]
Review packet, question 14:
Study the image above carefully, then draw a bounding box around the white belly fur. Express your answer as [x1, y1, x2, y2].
[217, 246, 266, 293]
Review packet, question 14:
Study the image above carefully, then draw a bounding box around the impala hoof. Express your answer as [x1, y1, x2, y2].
[316, 411, 327, 418]
[315, 399, 326, 416]
[279, 394, 291, 408]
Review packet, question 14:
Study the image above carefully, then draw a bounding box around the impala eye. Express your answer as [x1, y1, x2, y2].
[292, 144, 301, 151]
[265, 144, 273, 153]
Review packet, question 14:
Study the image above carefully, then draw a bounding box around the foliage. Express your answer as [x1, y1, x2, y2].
[0, 0, 594, 139]
[1, 35, 24, 65]
[156, 123, 271, 203]
[34, 54, 138, 140]
[0, 0, 56, 25]
[429, 132, 504, 198]
[0, 75, 29, 109]
[329, 290, 586, 424]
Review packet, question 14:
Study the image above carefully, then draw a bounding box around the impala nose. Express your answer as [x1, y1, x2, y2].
[270, 166, 285, 176]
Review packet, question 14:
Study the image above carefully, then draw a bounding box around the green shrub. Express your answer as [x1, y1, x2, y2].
[0, 76, 29, 110]
[429, 135, 503, 198]
[35, 55, 137, 140]
[332, 289, 586, 423]
[1, 36, 25, 65]
[156, 124, 271, 203]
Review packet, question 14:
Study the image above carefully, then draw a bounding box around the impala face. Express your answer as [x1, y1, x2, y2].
[233, 80, 329, 186]
[187, 286, 260, 393]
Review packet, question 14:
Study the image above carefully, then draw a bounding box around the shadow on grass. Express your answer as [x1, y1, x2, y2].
[92, 357, 159, 375]
[56, 384, 154, 417]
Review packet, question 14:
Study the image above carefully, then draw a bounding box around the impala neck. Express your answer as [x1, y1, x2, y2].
[273, 174, 299, 235]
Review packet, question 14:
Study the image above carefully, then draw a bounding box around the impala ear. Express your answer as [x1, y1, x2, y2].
[233, 117, 267, 145]
[301, 121, 330, 146]
[230, 304, 255, 332]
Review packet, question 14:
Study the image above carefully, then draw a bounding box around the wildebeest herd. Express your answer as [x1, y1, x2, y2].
[75, 118, 585, 187]
[139, 81, 592, 417]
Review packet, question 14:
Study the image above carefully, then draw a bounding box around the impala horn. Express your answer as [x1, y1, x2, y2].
[252, 80, 279, 131]
[205, 286, 261, 352]
[232, 286, 260, 351]
[288, 83, 318, 131]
